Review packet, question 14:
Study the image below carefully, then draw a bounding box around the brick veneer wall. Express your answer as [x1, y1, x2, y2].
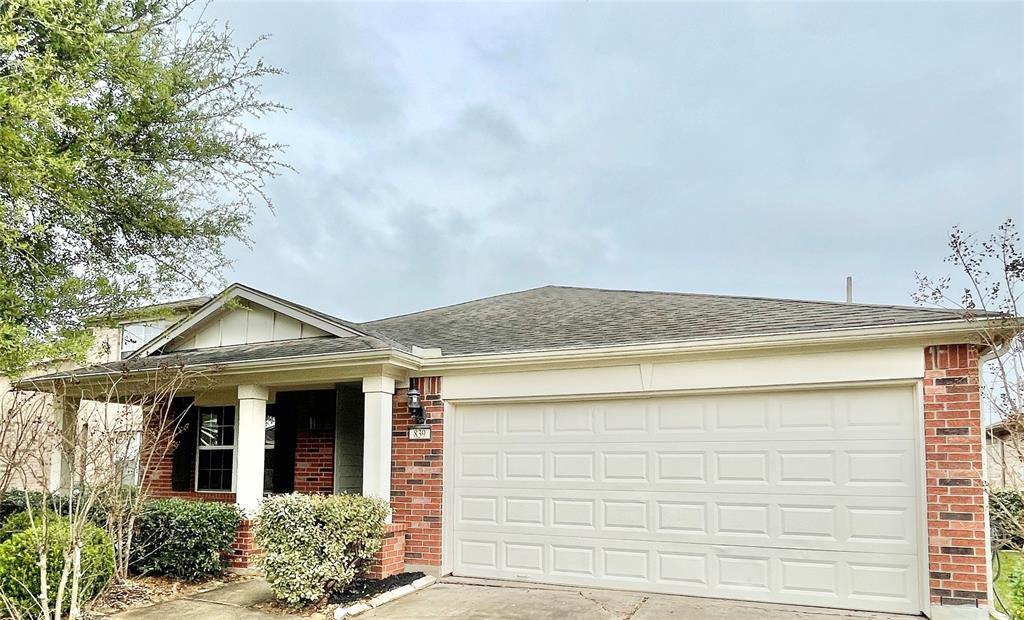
[391, 377, 443, 567]
[144, 418, 236, 503]
[365, 523, 409, 579]
[294, 429, 335, 493]
[924, 344, 988, 610]
[228, 519, 260, 570]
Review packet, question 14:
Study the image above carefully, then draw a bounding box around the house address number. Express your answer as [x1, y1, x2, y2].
[408, 425, 431, 441]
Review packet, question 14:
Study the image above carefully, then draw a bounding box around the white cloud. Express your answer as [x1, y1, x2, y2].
[204, 1, 1023, 320]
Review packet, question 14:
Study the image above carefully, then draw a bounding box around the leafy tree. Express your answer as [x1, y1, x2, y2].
[0, 0, 286, 376]
[916, 219, 1023, 615]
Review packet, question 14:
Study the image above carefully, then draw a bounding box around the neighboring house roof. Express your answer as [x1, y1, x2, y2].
[988, 421, 1024, 440]
[361, 285, 983, 356]
[132, 295, 213, 316]
[83, 295, 213, 327]
[27, 283, 994, 382]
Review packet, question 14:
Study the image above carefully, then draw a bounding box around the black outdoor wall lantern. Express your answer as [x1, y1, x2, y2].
[407, 386, 425, 425]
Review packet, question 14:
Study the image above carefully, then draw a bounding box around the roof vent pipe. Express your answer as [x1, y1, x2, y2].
[846, 276, 853, 303]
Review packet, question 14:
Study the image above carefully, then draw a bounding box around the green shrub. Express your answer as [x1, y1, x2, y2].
[992, 489, 1024, 549]
[0, 492, 41, 524]
[0, 491, 58, 525]
[254, 493, 390, 606]
[130, 498, 242, 580]
[0, 518, 114, 618]
[0, 490, 115, 527]
[0, 511, 62, 545]
[1009, 560, 1024, 619]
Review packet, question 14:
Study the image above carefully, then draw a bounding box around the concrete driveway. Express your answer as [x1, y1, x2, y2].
[362, 578, 918, 620]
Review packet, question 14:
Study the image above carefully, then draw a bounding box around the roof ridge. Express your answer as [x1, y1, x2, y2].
[541, 284, 965, 314]
[362, 283, 970, 324]
[360, 285, 556, 325]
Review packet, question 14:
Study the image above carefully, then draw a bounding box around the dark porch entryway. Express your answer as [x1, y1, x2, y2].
[264, 384, 364, 495]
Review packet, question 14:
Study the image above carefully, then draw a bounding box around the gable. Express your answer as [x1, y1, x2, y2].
[126, 283, 381, 358]
[167, 301, 330, 351]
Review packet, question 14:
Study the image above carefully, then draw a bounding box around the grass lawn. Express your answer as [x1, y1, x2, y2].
[995, 550, 1024, 616]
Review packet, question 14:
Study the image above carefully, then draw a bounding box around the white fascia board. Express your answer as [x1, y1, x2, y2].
[130, 285, 366, 358]
[28, 349, 422, 395]
[84, 349, 419, 380]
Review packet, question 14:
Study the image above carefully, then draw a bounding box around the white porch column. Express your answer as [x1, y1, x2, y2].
[236, 384, 269, 514]
[49, 395, 80, 493]
[362, 375, 395, 509]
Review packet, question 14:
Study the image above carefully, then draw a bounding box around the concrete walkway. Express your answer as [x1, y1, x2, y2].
[106, 575, 920, 620]
[361, 579, 919, 620]
[108, 579, 303, 620]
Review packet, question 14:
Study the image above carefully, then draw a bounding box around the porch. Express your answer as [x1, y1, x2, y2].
[146, 381, 378, 506]
[49, 373, 444, 576]
[128, 379, 387, 513]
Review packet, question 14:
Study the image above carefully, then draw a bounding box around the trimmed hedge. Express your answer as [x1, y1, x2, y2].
[0, 518, 114, 618]
[254, 493, 390, 606]
[0, 510, 62, 545]
[0, 491, 42, 524]
[0, 491, 59, 526]
[0, 489, 133, 530]
[130, 498, 242, 580]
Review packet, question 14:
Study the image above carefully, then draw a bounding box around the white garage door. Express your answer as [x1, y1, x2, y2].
[450, 386, 922, 614]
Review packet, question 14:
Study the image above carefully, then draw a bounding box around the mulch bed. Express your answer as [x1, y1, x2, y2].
[328, 572, 425, 607]
[253, 572, 428, 617]
[86, 573, 251, 616]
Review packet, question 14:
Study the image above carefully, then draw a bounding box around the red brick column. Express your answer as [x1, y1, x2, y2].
[294, 428, 335, 493]
[391, 377, 443, 568]
[228, 519, 260, 571]
[924, 344, 988, 611]
[365, 522, 409, 579]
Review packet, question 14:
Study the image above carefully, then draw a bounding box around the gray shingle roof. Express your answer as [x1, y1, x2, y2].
[31, 336, 388, 380]
[361, 285, 973, 356]
[29, 285, 978, 382]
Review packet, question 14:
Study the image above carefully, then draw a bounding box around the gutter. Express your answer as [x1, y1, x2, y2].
[415, 317, 1012, 372]
[17, 348, 420, 389]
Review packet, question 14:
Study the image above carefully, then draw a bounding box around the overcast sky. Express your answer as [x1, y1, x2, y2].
[206, 1, 1023, 322]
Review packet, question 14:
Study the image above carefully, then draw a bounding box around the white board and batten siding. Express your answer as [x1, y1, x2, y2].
[447, 350, 925, 615]
[169, 303, 329, 351]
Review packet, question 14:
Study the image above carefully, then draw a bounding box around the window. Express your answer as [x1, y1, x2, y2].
[196, 406, 235, 492]
[120, 320, 167, 357]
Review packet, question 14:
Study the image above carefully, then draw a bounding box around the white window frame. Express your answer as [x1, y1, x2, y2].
[120, 320, 168, 358]
[194, 405, 238, 493]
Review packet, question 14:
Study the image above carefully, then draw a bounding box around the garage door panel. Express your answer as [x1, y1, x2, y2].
[452, 386, 922, 614]
[452, 531, 920, 614]
[455, 440, 917, 496]
[455, 388, 916, 445]
[454, 490, 916, 554]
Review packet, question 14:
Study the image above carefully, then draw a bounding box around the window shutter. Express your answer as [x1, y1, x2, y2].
[170, 397, 197, 492]
[272, 403, 296, 493]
